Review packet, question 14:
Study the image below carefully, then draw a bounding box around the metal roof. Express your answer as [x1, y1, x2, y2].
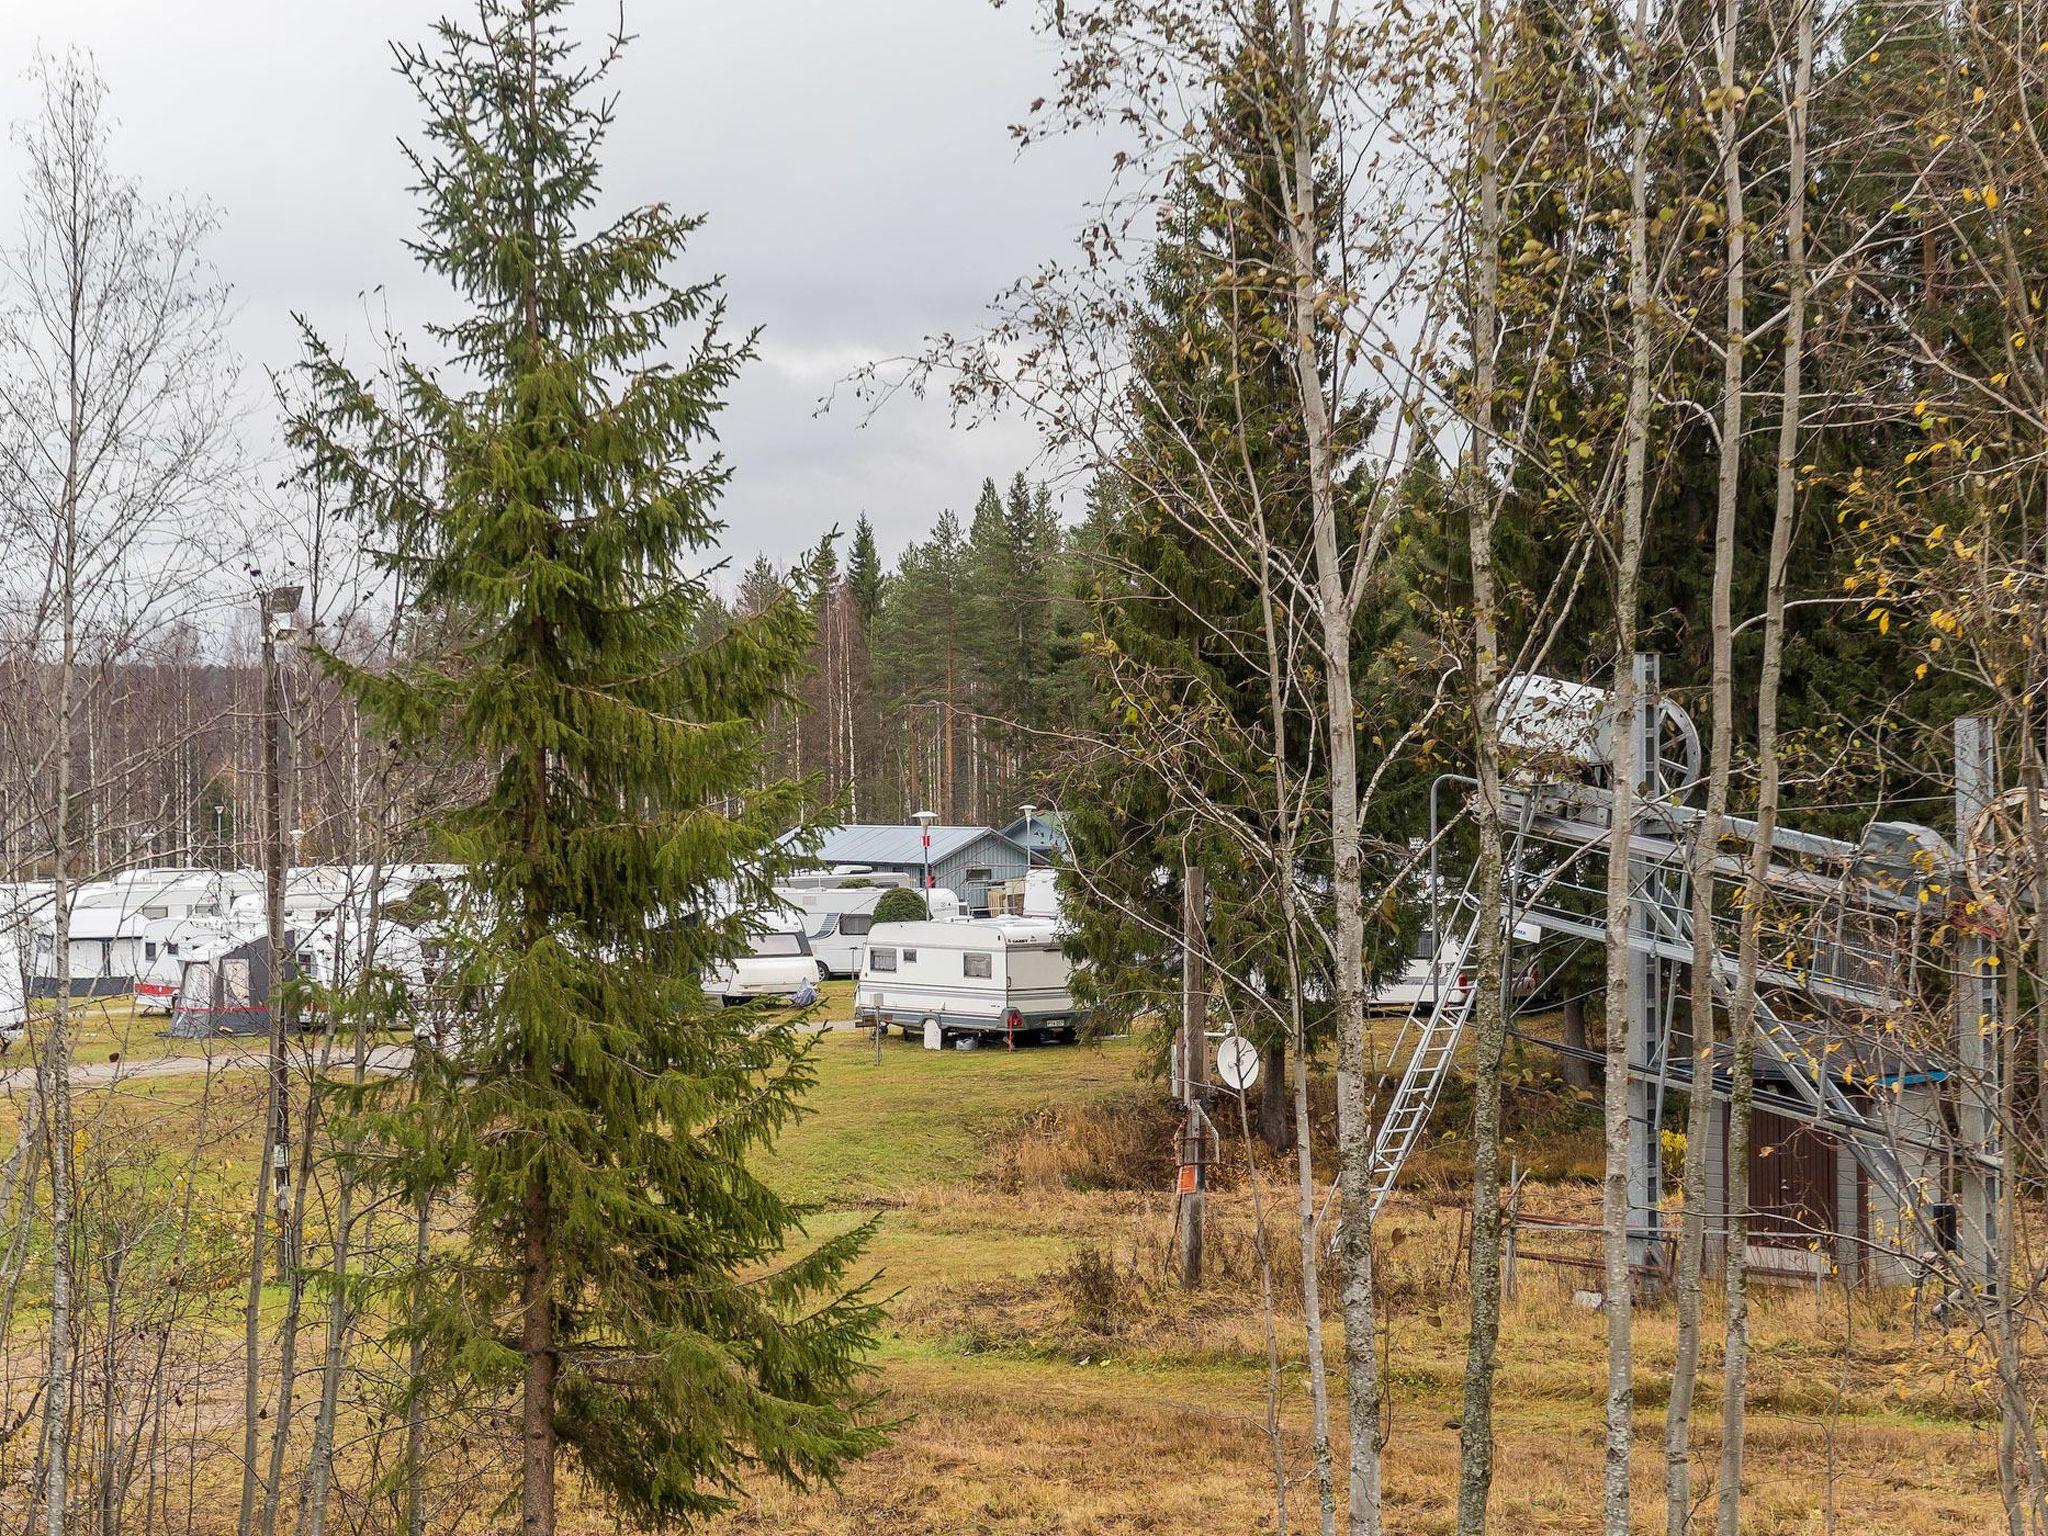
[792, 824, 1027, 867]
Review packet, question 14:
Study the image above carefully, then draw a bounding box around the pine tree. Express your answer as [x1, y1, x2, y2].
[286, 5, 881, 1528]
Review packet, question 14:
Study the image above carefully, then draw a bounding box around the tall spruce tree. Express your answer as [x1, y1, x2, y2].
[847, 513, 885, 629]
[1060, 34, 1426, 1148]
[286, 4, 881, 1528]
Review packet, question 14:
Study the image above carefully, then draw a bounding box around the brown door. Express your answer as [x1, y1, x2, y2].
[1749, 1107, 1839, 1249]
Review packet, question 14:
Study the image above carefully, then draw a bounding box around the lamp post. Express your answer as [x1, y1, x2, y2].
[912, 809, 936, 899]
[259, 581, 301, 1275]
[1019, 802, 1037, 866]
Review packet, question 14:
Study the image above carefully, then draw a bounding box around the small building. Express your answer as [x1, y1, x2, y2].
[789, 824, 1031, 915]
[1700, 1061, 1946, 1289]
[1001, 810, 1070, 865]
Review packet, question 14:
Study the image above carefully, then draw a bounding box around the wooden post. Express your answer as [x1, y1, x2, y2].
[1177, 864, 1208, 1286]
[1505, 1157, 1521, 1301]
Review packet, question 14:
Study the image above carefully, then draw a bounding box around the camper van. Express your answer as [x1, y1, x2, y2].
[783, 884, 965, 977]
[1369, 919, 1546, 1014]
[855, 917, 1080, 1046]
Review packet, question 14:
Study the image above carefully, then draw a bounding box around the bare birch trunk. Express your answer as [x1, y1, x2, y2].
[1279, 2, 1382, 1520]
[1604, 0, 1656, 1525]
[1714, 7, 1785, 1531]
[1667, 0, 1753, 1516]
[1247, 423, 1335, 1536]
[39, 537, 78, 1536]
[299, 890, 381, 1536]
[1454, 0, 1510, 1524]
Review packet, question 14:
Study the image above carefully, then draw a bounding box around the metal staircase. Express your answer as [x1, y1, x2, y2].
[1366, 894, 1486, 1217]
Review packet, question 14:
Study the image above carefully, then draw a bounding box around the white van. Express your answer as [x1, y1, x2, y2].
[854, 917, 1080, 1045]
[788, 886, 964, 977]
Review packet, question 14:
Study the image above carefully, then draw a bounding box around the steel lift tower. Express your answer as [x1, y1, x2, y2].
[1367, 656, 2005, 1292]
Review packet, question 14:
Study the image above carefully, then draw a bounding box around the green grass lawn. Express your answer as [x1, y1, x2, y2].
[765, 1028, 1143, 1206]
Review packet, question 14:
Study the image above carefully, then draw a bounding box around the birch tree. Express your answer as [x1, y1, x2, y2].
[0, 52, 234, 1536]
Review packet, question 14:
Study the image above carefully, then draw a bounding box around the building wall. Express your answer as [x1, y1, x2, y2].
[933, 834, 1030, 914]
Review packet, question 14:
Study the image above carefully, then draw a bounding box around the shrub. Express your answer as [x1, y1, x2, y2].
[872, 887, 929, 924]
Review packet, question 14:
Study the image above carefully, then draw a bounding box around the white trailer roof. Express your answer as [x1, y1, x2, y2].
[867, 917, 1062, 948]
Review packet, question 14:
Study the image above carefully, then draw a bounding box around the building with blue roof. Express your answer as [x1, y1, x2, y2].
[782, 823, 1031, 915]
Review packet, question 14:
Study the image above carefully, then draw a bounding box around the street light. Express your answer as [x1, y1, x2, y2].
[912, 809, 936, 896]
[1019, 802, 1037, 867]
[256, 577, 302, 1277]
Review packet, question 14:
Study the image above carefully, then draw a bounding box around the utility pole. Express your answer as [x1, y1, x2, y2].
[260, 582, 302, 1277]
[1176, 863, 1208, 1286]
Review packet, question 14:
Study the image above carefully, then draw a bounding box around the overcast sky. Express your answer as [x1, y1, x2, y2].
[0, 1, 1101, 574]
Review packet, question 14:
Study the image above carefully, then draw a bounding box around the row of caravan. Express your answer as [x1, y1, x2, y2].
[0, 866, 457, 1040]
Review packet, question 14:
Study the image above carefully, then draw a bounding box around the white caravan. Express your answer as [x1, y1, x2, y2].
[781, 884, 964, 977]
[855, 917, 1080, 1046]
[1369, 918, 1546, 1014]
[701, 901, 827, 1005]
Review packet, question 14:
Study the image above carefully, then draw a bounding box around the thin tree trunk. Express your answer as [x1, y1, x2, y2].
[1664, 0, 1749, 1510]
[1258, 1040, 1293, 1153]
[403, 1186, 430, 1536]
[1558, 997, 1591, 1092]
[1454, 0, 1511, 1523]
[300, 895, 380, 1536]
[39, 567, 78, 1536]
[1712, 5, 1770, 1529]
[521, 1178, 557, 1536]
[1239, 286, 1334, 1533]
[1604, 0, 1656, 1524]
[1279, 1, 1382, 1520]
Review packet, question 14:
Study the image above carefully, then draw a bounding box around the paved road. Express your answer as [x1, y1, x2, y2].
[0, 1040, 418, 1089]
[0, 1016, 862, 1089]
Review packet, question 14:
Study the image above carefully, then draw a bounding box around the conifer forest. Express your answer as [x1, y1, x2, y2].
[5, 0, 2048, 1532]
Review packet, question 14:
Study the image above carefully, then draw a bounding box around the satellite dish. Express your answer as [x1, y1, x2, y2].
[1216, 1033, 1260, 1092]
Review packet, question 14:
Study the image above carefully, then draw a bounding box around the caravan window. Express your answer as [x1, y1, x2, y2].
[754, 932, 803, 957]
[869, 947, 897, 973]
[902, 949, 917, 964]
[963, 951, 992, 980]
[144, 942, 158, 962]
[141, 905, 168, 920]
[1416, 931, 1437, 961]
[839, 914, 872, 937]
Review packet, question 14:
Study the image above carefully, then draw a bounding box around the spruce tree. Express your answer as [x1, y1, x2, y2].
[847, 513, 885, 630]
[286, 4, 881, 1528]
[1059, 32, 1427, 1145]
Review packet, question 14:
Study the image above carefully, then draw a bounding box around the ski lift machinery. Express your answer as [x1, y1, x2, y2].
[1371, 654, 1998, 1289]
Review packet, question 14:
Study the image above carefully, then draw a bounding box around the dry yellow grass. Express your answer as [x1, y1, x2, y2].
[696, 1031, 2003, 1535]
[0, 1022, 2006, 1534]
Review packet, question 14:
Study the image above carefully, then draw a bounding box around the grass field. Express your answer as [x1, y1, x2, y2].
[703, 1028, 2003, 1536]
[4, 1005, 2006, 1533]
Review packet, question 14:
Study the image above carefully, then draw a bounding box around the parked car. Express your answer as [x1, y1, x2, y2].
[703, 925, 825, 1005]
